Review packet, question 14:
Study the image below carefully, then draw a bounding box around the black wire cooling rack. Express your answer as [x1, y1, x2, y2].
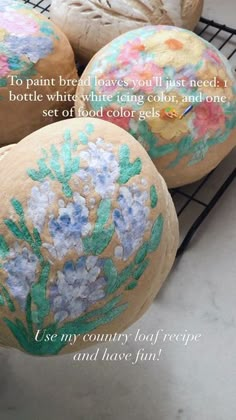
[23, 0, 236, 256]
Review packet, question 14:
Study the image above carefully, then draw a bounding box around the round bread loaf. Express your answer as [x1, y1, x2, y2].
[75, 26, 236, 187]
[0, 145, 14, 162]
[50, 0, 203, 63]
[0, 118, 178, 355]
[0, 0, 78, 146]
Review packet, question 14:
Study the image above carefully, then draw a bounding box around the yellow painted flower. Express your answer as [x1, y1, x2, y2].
[196, 63, 234, 100]
[0, 28, 6, 42]
[144, 29, 204, 70]
[141, 92, 191, 140]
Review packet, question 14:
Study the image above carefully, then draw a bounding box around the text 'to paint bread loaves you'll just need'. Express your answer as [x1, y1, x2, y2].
[75, 26, 236, 187]
[0, 118, 179, 356]
[50, 0, 204, 62]
[0, 0, 78, 146]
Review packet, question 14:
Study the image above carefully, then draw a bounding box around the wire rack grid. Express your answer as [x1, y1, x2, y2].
[23, 0, 236, 256]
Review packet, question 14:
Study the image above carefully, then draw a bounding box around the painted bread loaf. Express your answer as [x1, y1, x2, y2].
[0, 118, 179, 355]
[0, 0, 78, 146]
[75, 26, 236, 187]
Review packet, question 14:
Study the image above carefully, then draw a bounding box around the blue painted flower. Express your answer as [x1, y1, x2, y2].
[0, 0, 27, 12]
[0, 0, 11, 12]
[5, 35, 53, 63]
[49, 256, 107, 322]
[44, 193, 91, 259]
[27, 181, 55, 233]
[3, 245, 38, 309]
[113, 185, 150, 260]
[79, 140, 120, 198]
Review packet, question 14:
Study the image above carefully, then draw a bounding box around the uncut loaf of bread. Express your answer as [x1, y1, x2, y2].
[75, 26, 236, 187]
[0, 118, 178, 355]
[0, 0, 78, 146]
[50, 0, 203, 63]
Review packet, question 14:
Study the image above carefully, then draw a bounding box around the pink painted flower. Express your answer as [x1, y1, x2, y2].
[118, 38, 145, 65]
[193, 101, 226, 137]
[102, 108, 132, 131]
[204, 48, 222, 66]
[97, 71, 125, 93]
[0, 11, 39, 35]
[125, 62, 164, 93]
[0, 55, 9, 77]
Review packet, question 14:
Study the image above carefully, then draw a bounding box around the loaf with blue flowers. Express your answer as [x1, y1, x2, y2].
[0, 0, 78, 146]
[0, 118, 178, 355]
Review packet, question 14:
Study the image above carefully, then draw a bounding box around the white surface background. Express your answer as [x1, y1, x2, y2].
[0, 1, 236, 419]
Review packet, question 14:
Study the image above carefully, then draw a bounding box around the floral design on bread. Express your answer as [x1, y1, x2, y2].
[76, 26, 236, 186]
[0, 122, 167, 355]
[0, 0, 57, 86]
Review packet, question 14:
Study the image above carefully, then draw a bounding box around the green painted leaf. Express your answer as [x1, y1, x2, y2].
[119, 263, 135, 284]
[177, 136, 193, 155]
[15, 319, 29, 342]
[4, 219, 23, 239]
[167, 155, 182, 169]
[77, 304, 128, 332]
[126, 281, 138, 290]
[188, 141, 209, 166]
[83, 199, 114, 254]
[63, 129, 71, 141]
[138, 121, 157, 151]
[2, 286, 15, 312]
[31, 262, 50, 327]
[51, 144, 60, 160]
[79, 296, 122, 322]
[20, 67, 37, 79]
[83, 225, 115, 255]
[62, 141, 72, 179]
[58, 299, 128, 336]
[94, 199, 111, 232]
[3, 318, 61, 356]
[70, 157, 80, 174]
[19, 220, 33, 243]
[28, 133, 80, 198]
[118, 144, 142, 184]
[25, 293, 34, 338]
[79, 132, 88, 144]
[11, 199, 24, 217]
[50, 149, 63, 181]
[151, 143, 177, 159]
[148, 214, 164, 253]
[150, 185, 158, 208]
[62, 183, 73, 198]
[0, 78, 7, 87]
[27, 168, 46, 182]
[107, 263, 135, 294]
[85, 123, 94, 134]
[195, 60, 204, 71]
[133, 259, 149, 281]
[3, 318, 30, 350]
[37, 158, 52, 178]
[135, 242, 148, 265]
[33, 228, 42, 247]
[0, 235, 9, 259]
[104, 260, 118, 295]
[3, 318, 55, 355]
